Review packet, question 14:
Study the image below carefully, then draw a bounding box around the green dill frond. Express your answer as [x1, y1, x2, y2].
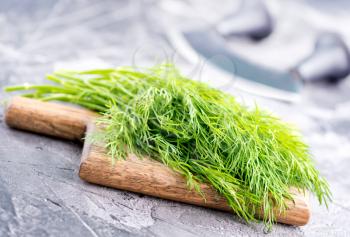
[4, 63, 331, 228]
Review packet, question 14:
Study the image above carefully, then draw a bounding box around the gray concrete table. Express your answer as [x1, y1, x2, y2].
[1, 0, 350, 236]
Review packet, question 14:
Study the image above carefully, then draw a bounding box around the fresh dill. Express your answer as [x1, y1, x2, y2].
[5, 63, 331, 228]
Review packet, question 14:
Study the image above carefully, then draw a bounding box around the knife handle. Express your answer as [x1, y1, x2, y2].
[216, 0, 273, 40]
[292, 32, 350, 83]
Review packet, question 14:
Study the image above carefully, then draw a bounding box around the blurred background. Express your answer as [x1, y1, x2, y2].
[1, 0, 350, 236]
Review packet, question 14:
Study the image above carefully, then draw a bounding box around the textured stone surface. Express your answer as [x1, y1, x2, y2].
[1, 0, 350, 236]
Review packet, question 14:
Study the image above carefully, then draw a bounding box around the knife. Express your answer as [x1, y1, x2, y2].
[159, 0, 274, 41]
[167, 29, 350, 102]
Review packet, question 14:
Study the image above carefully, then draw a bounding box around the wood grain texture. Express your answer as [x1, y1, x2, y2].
[80, 124, 310, 226]
[5, 97, 98, 140]
[5, 97, 310, 226]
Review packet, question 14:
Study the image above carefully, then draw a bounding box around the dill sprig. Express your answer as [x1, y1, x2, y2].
[5, 64, 331, 228]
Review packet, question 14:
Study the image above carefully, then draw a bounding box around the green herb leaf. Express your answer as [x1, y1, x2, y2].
[5, 63, 331, 228]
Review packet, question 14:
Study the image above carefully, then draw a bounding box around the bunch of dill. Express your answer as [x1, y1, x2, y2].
[5, 64, 331, 228]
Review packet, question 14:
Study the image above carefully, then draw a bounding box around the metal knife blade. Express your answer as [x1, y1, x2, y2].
[166, 28, 303, 102]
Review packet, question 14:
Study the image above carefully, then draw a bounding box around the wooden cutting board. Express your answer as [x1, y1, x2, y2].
[4, 97, 310, 226]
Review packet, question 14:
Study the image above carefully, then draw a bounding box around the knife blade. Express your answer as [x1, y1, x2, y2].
[166, 28, 303, 102]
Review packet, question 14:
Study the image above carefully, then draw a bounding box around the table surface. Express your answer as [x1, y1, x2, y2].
[1, 0, 350, 236]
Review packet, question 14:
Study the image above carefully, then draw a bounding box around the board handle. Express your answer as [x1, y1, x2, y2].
[4, 97, 98, 140]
